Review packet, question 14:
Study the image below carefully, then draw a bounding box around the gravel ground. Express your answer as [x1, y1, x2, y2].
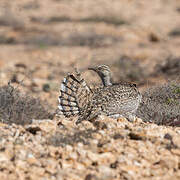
[0, 117, 179, 180]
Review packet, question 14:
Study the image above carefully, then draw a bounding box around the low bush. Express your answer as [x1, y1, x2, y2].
[0, 84, 54, 125]
[137, 82, 180, 126]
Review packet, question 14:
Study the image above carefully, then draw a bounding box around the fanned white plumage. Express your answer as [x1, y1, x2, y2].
[58, 70, 91, 118]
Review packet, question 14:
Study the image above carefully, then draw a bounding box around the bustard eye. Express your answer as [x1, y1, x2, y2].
[98, 67, 102, 71]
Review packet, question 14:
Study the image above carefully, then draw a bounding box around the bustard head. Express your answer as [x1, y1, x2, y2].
[88, 65, 112, 86]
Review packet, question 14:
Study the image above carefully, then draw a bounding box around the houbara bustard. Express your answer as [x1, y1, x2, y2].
[58, 65, 142, 124]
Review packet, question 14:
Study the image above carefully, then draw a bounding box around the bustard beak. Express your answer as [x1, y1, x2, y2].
[88, 67, 97, 72]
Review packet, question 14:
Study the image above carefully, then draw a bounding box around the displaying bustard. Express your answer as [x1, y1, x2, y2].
[58, 65, 142, 124]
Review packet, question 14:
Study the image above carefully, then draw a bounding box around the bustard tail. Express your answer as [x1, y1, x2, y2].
[58, 69, 91, 118]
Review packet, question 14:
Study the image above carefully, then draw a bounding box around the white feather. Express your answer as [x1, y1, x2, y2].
[69, 102, 77, 106]
[61, 83, 66, 92]
[58, 105, 63, 110]
[72, 111, 79, 114]
[58, 97, 61, 103]
[63, 77, 67, 83]
[71, 107, 79, 111]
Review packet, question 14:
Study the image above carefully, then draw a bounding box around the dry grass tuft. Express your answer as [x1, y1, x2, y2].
[0, 84, 54, 125]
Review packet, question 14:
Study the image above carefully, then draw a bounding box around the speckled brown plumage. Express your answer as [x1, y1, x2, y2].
[58, 65, 141, 124]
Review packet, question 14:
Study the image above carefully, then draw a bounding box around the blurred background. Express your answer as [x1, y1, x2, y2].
[0, 0, 180, 108]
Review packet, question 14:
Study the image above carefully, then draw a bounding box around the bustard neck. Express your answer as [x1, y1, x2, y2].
[101, 74, 112, 86]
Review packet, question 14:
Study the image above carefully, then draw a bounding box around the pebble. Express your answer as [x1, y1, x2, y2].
[0, 116, 179, 179]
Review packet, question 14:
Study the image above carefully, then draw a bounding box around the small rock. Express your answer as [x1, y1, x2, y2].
[0, 153, 9, 162]
[98, 165, 114, 179]
[164, 133, 172, 140]
[85, 174, 98, 180]
[42, 83, 50, 92]
[27, 154, 39, 165]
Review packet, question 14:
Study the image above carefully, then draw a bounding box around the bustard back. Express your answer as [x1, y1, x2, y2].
[58, 65, 142, 124]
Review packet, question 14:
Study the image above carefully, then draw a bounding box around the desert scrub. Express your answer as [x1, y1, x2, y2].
[0, 84, 54, 125]
[137, 82, 180, 126]
[154, 56, 180, 80]
[48, 129, 97, 147]
[112, 56, 147, 84]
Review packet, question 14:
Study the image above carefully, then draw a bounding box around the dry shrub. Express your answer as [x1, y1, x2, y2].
[17, 31, 117, 48]
[0, 5, 24, 28]
[112, 56, 147, 84]
[154, 56, 180, 80]
[137, 82, 180, 126]
[65, 31, 117, 48]
[48, 129, 96, 147]
[0, 84, 54, 125]
[48, 15, 127, 26]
